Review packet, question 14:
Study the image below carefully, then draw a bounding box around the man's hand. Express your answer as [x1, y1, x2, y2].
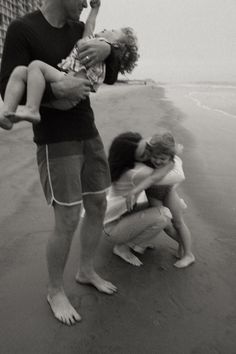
[90, 0, 101, 8]
[51, 76, 91, 101]
[78, 39, 111, 68]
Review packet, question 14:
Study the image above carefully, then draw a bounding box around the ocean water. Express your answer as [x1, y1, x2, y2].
[165, 82, 236, 119]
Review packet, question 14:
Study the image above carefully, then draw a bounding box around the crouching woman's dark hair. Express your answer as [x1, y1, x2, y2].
[108, 132, 142, 182]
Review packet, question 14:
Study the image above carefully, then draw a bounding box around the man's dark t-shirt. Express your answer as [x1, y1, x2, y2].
[0, 11, 120, 145]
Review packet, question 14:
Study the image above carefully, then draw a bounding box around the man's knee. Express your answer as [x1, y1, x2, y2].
[83, 193, 107, 217]
[54, 203, 81, 235]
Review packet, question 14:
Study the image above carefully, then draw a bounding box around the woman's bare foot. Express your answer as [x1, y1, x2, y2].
[76, 270, 117, 295]
[0, 110, 13, 130]
[129, 243, 155, 254]
[47, 289, 81, 326]
[113, 244, 143, 266]
[7, 106, 41, 124]
[130, 244, 146, 254]
[174, 253, 195, 268]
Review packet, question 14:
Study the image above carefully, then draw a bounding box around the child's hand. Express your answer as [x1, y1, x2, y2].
[176, 143, 184, 155]
[90, 0, 101, 8]
[125, 193, 136, 212]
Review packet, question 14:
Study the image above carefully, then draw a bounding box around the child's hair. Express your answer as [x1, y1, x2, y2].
[118, 27, 139, 74]
[146, 129, 177, 161]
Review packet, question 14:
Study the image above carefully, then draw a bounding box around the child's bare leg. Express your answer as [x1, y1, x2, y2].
[165, 189, 195, 268]
[145, 196, 180, 249]
[0, 66, 27, 129]
[172, 218, 195, 268]
[162, 219, 184, 258]
[13, 60, 63, 123]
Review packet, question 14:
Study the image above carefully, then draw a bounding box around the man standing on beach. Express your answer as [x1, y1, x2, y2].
[0, 0, 121, 325]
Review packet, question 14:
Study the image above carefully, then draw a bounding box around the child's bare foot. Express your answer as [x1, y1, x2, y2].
[113, 244, 143, 266]
[47, 290, 81, 326]
[175, 244, 184, 259]
[76, 270, 117, 295]
[174, 253, 195, 268]
[0, 110, 13, 130]
[7, 106, 41, 124]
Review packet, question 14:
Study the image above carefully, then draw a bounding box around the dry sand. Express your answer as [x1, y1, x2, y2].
[0, 82, 235, 353]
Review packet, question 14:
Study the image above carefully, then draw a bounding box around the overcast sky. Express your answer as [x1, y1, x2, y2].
[82, 0, 236, 83]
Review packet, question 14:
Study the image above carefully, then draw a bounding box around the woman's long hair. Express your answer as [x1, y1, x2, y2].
[108, 132, 142, 182]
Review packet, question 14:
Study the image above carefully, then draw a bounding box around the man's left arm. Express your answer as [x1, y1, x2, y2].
[78, 39, 121, 85]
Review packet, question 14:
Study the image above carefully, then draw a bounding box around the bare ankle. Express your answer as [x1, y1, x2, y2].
[26, 105, 39, 114]
[48, 285, 64, 297]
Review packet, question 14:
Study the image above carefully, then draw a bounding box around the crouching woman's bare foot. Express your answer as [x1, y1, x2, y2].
[47, 288, 81, 326]
[76, 270, 117, 295]
[113, 244, 143, 266]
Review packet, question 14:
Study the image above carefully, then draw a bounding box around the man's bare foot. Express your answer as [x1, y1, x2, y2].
[113, 244, 143, 266]
[76, 271, 117, 295]
[7, 106, 41, 124]
[0, 111, 13, 130]
[174, 253, 195, 268]
[47, 290, 81, 326]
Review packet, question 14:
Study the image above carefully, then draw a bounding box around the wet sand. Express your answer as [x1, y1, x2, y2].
[0, 82, 235, 353]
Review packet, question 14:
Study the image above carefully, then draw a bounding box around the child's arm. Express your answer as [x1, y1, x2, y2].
[126, 162, 174, 211]
[76, 0, 121, 82]
[156, 156, 185, 186]
[83, 0, 101, 38]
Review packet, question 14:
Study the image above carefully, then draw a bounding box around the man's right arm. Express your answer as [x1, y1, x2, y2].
[0, 20, 55, 103]
[51, 76, 91, 101]
[0, 20, 91, 103]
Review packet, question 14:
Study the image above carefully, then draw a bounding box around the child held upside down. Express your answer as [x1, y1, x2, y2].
[126, 129, 195, 268]
[0, 0, 139, 130]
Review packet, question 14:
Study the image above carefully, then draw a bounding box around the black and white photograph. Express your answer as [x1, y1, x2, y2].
[0, 0, 235, 353]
